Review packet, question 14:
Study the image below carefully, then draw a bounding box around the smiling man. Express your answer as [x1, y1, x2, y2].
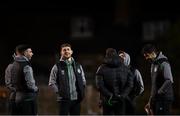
[49, 43, 86, 115]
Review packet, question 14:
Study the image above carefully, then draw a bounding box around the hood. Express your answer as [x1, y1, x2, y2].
[14, 56, 29, 62]
[154, 52, 167, 61]
[103, 55, 121, 67]
[123, 52, 131, 66]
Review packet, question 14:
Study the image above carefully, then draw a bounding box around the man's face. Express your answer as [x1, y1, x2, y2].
[24, 48, 33, 60]
[60, 46, 73, 59]
[143, 52, 156, 62]
[119, 53, 125, 62]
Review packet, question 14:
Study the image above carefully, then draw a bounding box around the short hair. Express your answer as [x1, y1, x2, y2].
[141, 43, 158, 54]
[118, 50, 125, 55]
[15, 44, 31, 54]
[60, 43, 72, 51]
[105, 48, 117, 58]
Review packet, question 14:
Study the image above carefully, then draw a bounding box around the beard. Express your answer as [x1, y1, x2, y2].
[147, 58, 153, 63]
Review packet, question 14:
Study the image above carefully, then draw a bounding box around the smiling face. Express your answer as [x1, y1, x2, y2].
[60, 46, 73, 60]
[119, 52, 125, 62]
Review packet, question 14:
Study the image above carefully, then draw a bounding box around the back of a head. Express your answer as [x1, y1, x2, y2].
[15, 44, 31, 55]
[105, 48, 118, 58]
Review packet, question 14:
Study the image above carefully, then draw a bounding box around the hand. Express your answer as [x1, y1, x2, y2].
[144, 103, 152, 115]
[144, 103, 150, 110]
[56, 93, 63, 101]
[107, 94, 113, 106]
[35, 88, 39, 93]
[114, 94, 122, 100]
[144, 103, 151, 114]
[158, 89, 164, 94]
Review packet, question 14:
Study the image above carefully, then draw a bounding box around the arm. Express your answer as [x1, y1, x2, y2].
[121, 69, 134, 97]
[23, 65, 38, 92]
[158, 62, 173, 94]
[95, 66, 112, 97]
[79, 65, 86, 86]
[5, 64, 16, 92]
[135, 69, 144, 94]
[48, 65, 59, 93]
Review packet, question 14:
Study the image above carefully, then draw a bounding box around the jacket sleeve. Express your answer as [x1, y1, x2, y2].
[5, 63, 16, 92]
[121, 68, 134, 97]
[158, 62, 173, 94]
[95, 66, 112, 97]
[80, 65, 86, 86]
[23, 65, 38, 92]
[135, 69, 144, 95]
[48, 64, 59, 93]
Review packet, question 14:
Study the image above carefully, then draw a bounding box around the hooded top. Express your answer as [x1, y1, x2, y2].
[123, 52, 131, 66]
[13, 56, 38, 92]
[150, 51, 174, 101]
[122, 52, 144, 96]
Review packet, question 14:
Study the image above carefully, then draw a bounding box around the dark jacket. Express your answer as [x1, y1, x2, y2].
[96, 55, 134, 102]
[11, 56, 38, 103]
[49, 58, 86, 102]
[150, 52, 174, 101]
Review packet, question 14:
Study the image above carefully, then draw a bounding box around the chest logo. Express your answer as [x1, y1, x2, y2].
[77, 68, 81, 73]
[154, 66, 158, 72]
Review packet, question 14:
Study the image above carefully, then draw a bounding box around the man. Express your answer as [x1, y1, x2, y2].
[11, 44, 38, 115]
[142, 43, 174, 115]
[48, 43, 86, 115]
[119, 50, 144, 114]
[95, 48, 134, 115]
[5, 47, 22, 115]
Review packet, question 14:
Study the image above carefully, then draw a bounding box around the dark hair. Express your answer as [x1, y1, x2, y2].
[15, 44, 31, 54]
[118, 50, 124, 55]
[60, 43, 72, 51]
[105, 48, 117, 58]
[141, 43, 158, 54]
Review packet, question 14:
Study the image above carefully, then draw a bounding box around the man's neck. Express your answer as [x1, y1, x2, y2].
[67, 57, 72, 62]
[61, 57, 72, 61]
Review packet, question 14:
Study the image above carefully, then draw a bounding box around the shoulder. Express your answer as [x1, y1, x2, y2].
[74, 61, 81, 66]
[96, 64, 105, 74]
[6, 63, 13, 70]
[16, 61, 30, 68]
[56, 61, 66, 67]
[161, 61, 171, 69]
[23, 64, 32, 71]
[134, 69, 140, 74]
[155, 58, 170, 69]
[134, 69, 142, 78]
[154, 58, 169, 64]
[73, 61, 84, 69]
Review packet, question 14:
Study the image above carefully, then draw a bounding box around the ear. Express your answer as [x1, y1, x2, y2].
[23, 51, 27, 56]
[71, 50, 73, 54]
[152, 52, 157, 58]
